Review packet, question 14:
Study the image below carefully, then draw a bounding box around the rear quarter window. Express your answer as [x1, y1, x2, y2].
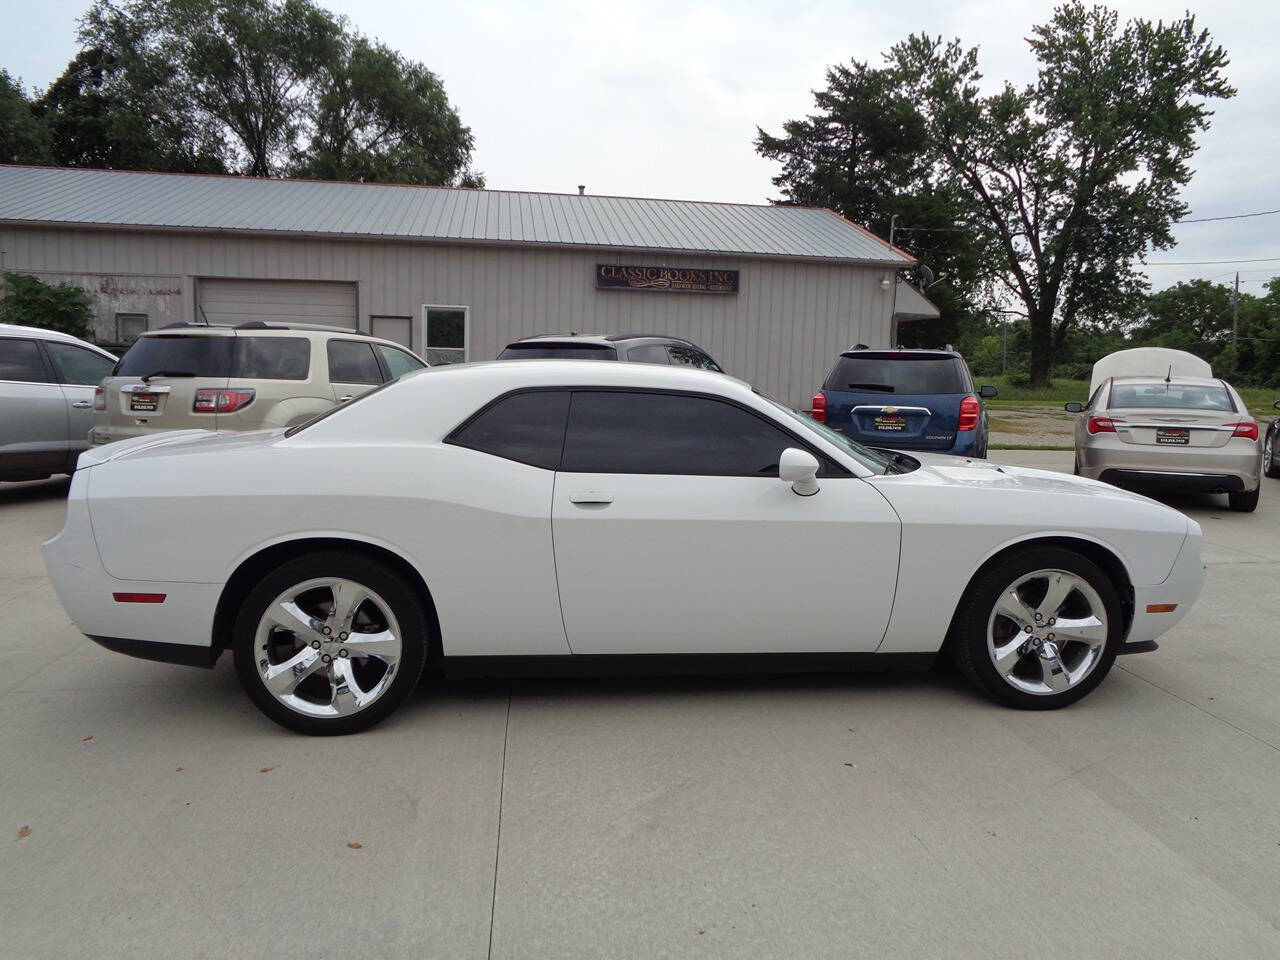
[115, 335, 233, 378]
[824, 354, 966, 394]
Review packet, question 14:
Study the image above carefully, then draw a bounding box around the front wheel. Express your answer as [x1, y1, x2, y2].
[233, 552, 429, 735]
[950, 547, 1121, 709]
[1264, 429, 1279, 479]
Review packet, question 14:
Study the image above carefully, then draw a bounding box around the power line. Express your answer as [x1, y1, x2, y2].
[1145, 256, 1280, 266]
[1175, 207, 1280, 223]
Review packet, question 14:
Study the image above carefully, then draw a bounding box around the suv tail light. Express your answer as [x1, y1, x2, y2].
[193, 388, 256, 413]
[810, 392, 826, 424]
[93, 385, 105, 411]
[958, 394, 980, 432]
[1228, 421, 1258, 441]
[1087, 416, 1123, 434]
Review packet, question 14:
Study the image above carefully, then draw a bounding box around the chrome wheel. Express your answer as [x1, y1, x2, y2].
[986, 568, 1109, 696]
[253, 577, 402, 718]
[1266, 433, 1274, 473]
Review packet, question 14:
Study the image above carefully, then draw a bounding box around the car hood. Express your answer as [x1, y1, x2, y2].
[903, 450, 1156, 501]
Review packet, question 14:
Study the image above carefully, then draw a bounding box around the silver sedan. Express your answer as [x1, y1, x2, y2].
[1066, 376, 1263, 512]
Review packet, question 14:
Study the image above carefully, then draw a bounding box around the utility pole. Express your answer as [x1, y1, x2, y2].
[1231, 272, 1240, 357]
[889, 214, 899, 251]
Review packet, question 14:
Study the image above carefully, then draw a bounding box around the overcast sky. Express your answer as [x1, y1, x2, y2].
[3, 0, 1277, 292]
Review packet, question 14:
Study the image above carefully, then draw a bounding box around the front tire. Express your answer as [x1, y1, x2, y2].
[950, 547, 1122, 709]
[1264, 429, 1279, 479]
[233, 552, 429, 735]
[1229, 485, 1260, 513]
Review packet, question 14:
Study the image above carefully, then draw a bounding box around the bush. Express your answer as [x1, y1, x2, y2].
[1053, 362, 1094, 382]
[0, 271, 94, 339]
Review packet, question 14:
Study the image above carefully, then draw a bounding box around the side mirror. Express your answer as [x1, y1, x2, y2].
[1273, 400, 1280, 410]
[779, 447, 820, 497]
[978, 385, 998, 399]
[1064, 402, 1084, 413]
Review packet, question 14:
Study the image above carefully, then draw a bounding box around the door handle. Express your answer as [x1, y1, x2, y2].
[71, 400, 92, 408]
[569, 491, 614, 505]
[338, 395, 354, 403]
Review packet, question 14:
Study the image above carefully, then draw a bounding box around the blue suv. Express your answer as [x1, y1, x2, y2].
[811, 348, 997, 458]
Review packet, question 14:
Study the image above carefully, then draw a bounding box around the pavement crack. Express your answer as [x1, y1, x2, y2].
[487, 691, 512, 960]
[1117, 663, 1280, 753]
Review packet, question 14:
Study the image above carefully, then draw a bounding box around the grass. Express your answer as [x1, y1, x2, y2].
[983, 375, 1280, 419]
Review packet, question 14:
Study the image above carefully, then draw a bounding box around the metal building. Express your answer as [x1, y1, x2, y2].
[0, 165, 921, 406]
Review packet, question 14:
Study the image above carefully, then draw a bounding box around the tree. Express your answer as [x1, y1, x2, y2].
[76, 0, 479, 184]
[755, 60, 991, 347]
[298, 35, 476, 185]
[892, 4, 1233, 385]
[34, 46, 225, 172]
[0, 71, 52, 164]
[0, 272, 95, 338]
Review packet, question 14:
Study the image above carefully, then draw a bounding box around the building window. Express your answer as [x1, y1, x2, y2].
[116, 313, 148, 344]
[370, 315, 412, 349]
[423, 305, 468, 365]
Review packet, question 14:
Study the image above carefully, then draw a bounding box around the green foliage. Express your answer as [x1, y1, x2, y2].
[0, 272, 95, 338]
[72, 0, 478, 184]
[0, 70, 53, 164]
[759, 3, 1234, 387]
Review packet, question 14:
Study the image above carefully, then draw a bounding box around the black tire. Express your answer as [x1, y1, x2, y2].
[233, 551, 429, 735]
[949, 547, 1122, 710]
[1229, 485, 1260, 513]
[1072, 454, 1081, 476]
[1264, 429, 1280, 479]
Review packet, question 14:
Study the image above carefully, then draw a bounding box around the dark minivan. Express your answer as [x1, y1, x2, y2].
[811, 348, 997, 458]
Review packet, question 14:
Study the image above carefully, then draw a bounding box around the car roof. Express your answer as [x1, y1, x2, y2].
[0, 322, 116, 356]
[1109, 376, 1229, 389]
[136, 323, 415, 352]
[838, 348, 960, 359]
[421, 357, 746, 394]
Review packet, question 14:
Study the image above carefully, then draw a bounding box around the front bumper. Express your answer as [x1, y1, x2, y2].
[1123, 525, 1205, 649]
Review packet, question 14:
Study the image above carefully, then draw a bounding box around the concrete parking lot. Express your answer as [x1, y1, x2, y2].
[3, 450, 1279, 959]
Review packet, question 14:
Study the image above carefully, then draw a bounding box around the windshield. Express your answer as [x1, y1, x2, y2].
[1110, 382, 1234, 411]
[764, 397, 893, 474]
[498, 343, 617, 360]
[115, 334, 234, 378]
[824, 353, 967, 394]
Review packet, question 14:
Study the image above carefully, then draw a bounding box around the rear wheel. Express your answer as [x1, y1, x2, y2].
[1264, 429, 1279, 479]
[233, 552, 429, 735]
[950, 547, 1121, 709]
[1229, 485, 1260, 513]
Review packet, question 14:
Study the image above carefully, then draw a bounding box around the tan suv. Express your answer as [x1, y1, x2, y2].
[92, 322, 427, 444]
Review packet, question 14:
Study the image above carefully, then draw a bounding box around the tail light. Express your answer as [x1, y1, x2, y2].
[193, 388, 255, 413]
[1087, 416, 1123, 435]
[810, 392, 826, 424]
[1228, 421, 1258, 441]
[958, 394, 980, 432]
[93, 385, 105, 411]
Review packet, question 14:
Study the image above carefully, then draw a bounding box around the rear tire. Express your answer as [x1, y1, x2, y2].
[233, 551, 429, 735]
[950, 547, 1121, 710]
[1229, 486, 1260, 513]
[1264, 429, 1280, 479]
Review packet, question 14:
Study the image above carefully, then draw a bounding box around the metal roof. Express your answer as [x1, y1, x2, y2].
[0, 165, 911, 266]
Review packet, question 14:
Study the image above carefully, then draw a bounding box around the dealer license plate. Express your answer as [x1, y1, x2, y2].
[874, 415, 906, 431]
[1156, 427, 1190, 445]
[130, 393, 159, 413]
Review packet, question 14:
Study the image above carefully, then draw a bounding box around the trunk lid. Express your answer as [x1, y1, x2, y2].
[1107, 408, 1237, 448]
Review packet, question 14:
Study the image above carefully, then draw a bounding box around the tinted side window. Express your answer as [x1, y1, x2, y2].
[497, 343, 617, 360]
[327, 340, 384, 384]
[0, 338, 48, 383]
[376, 344, 426, 379]
[667, 344, 722, 372]
[562, 391, 798, 476]
[451, 391, 570, 469]
[45, 342, 116, 385]
[234, 337, 310, 380]
[625, 344, 670, 365]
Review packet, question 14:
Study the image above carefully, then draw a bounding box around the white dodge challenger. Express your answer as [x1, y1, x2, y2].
[43, 361, 1205, 734]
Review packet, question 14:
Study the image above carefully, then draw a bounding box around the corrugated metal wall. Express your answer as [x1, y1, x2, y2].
[0, 227, 895, 407]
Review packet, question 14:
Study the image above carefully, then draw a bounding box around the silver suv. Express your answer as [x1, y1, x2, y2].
[93, 322, 427, 444]
[1, 323, 118, 481]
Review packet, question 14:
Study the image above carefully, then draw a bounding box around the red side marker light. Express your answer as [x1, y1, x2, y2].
[1146, 603, 1177, 614]
[112, 592, 167, 604]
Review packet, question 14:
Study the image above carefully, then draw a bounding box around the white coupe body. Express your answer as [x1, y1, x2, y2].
[43, 360, 1205, 732]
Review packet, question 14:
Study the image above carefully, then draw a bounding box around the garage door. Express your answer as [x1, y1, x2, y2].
[198, 279, 358, 329]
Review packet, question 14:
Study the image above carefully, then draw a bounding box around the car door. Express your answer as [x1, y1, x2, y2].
[0, 336, 69, 477]
[551, 390, 901, 655]
[326, 339, 387, 403]
[42, 340, 117, 465]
